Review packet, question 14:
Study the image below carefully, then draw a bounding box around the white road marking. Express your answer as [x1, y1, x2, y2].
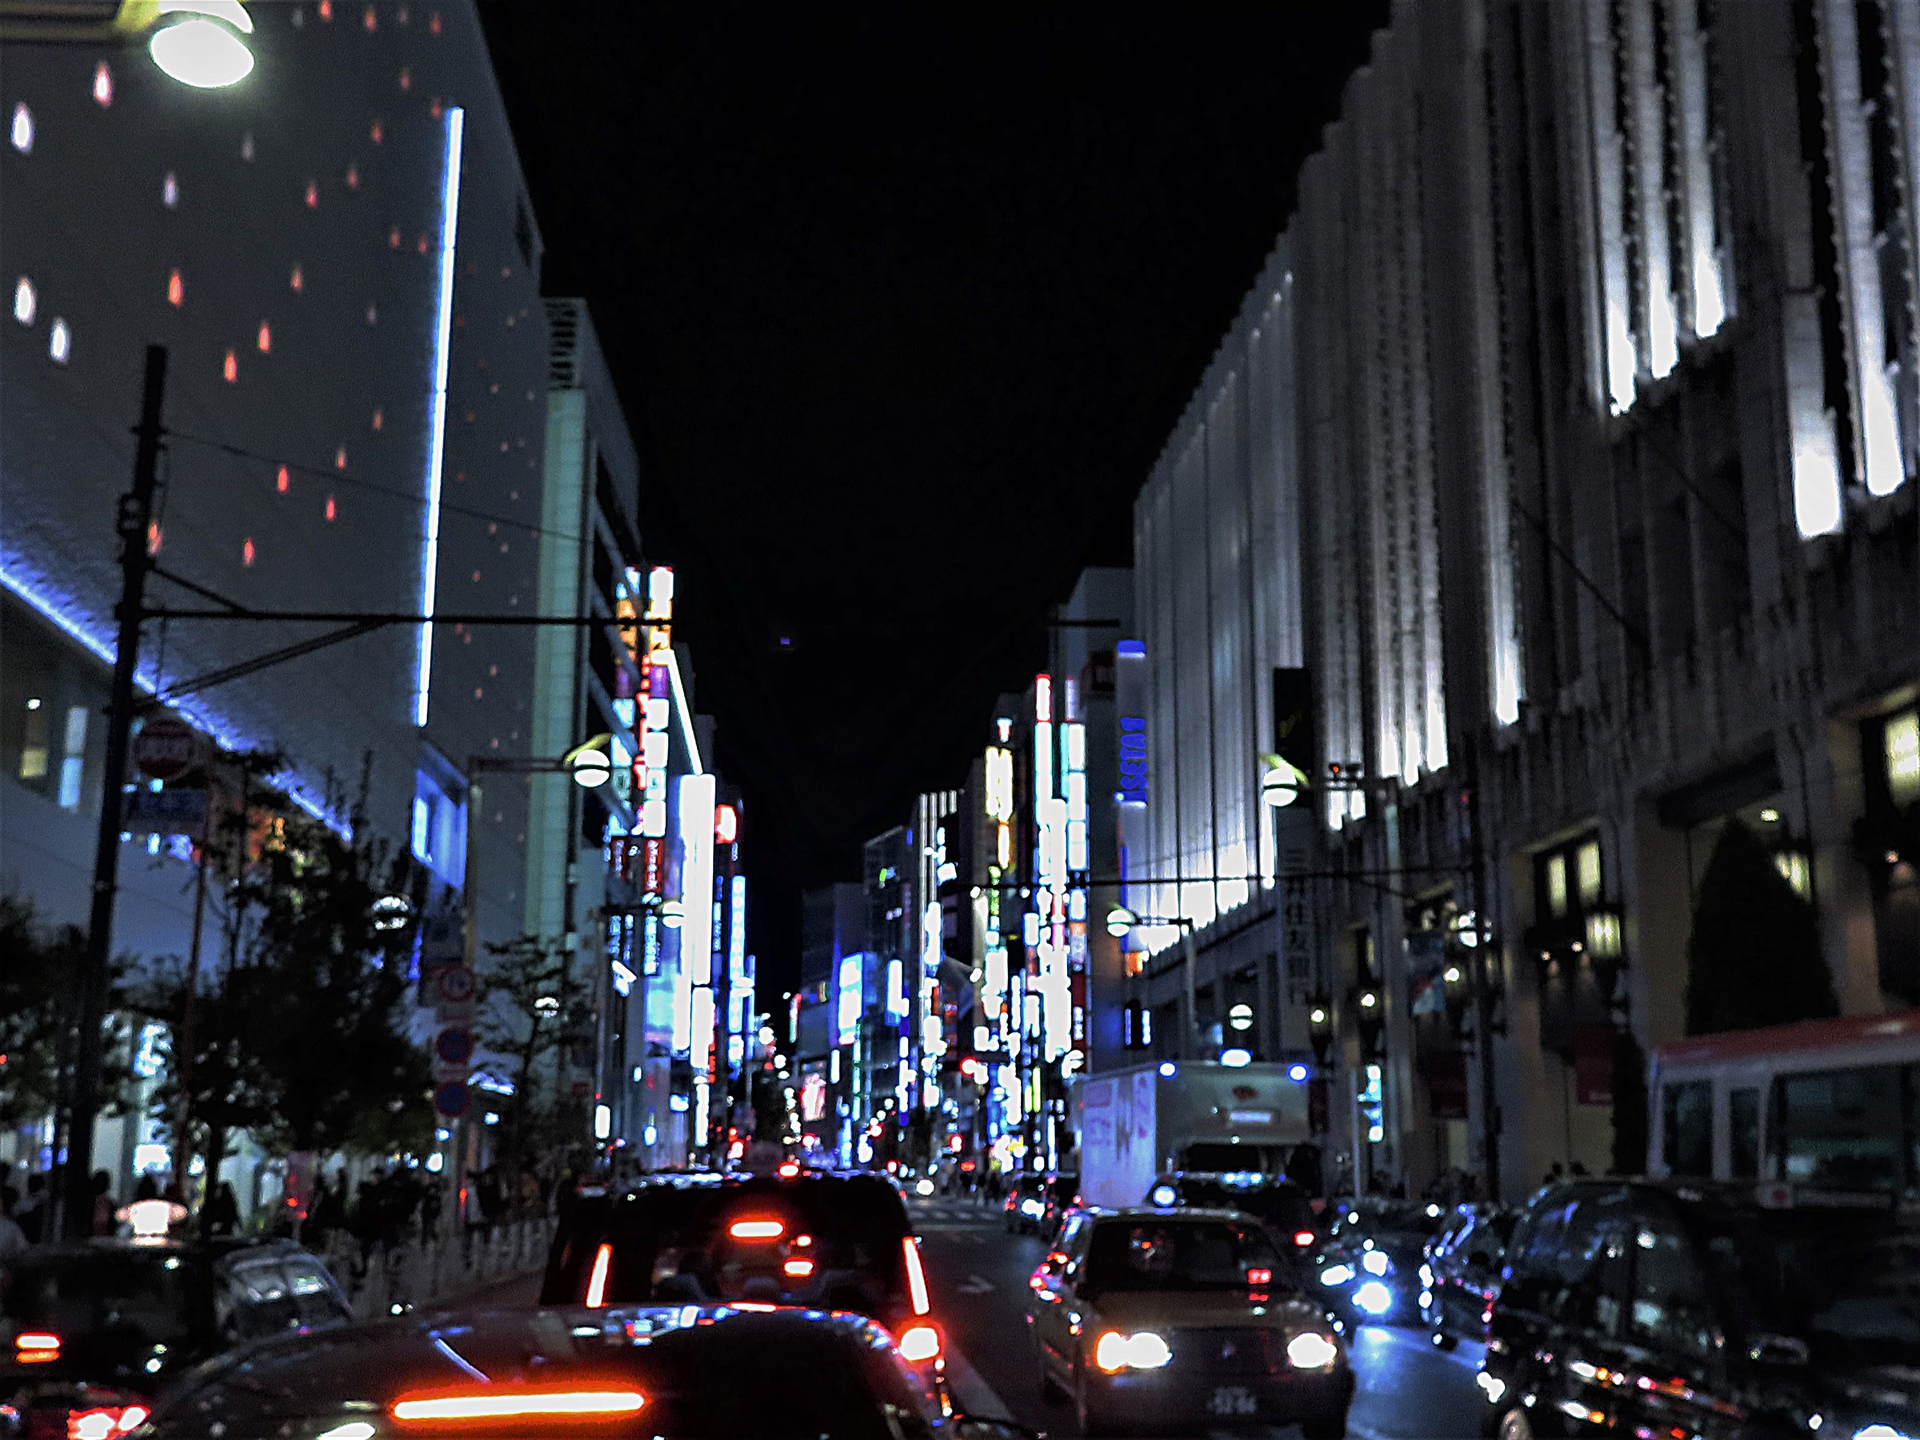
[956, 1273, 994, 1294]
[944, 1342, 1015, 1422]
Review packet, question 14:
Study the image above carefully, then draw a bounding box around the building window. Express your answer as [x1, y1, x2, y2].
[57, 703, 88, 809]
[18, 697, 47, 779]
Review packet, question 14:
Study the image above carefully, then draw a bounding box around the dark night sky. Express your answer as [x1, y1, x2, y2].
[476, 4, 1387, 997]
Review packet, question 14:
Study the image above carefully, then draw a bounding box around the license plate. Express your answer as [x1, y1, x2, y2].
[1208, 1386, 1257, 1417]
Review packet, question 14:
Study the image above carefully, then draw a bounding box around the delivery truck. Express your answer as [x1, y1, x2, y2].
[1075, 1060, 1313, 1210]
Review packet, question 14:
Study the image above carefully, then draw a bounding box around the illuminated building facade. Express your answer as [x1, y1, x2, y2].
[1121, 0, 1920, 1202]
[0, 2, 556, 1192]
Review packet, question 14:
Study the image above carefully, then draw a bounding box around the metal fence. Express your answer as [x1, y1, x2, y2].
[318, 1218, 554, 1321]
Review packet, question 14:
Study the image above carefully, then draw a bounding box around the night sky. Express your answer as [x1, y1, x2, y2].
[477, 4, 1388, 997]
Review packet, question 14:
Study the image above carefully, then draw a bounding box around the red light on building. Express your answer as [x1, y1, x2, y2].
[166, 269, 183, 307]
[714, 805, 737, 844]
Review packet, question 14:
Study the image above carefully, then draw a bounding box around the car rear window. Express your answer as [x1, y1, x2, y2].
[593, 1177, 911, 1310]
[1, 1253, 200, 1349]
[1082, 1219, 1286, 1294]
[1175, 1178, 1316, 1232]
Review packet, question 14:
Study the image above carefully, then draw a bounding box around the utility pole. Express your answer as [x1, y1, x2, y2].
[1463, 746, 1502, 1202]
[61, 344, 168, 1238]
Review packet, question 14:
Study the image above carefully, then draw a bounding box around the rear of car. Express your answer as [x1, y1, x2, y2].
[1422, 1205, 1514, 1350]
[1039, 1173, 1080, 1238]
[1005, 1176, 1048, 1234]
[1146, 1173, 1322, 1254]
[541, 1172, 942, 1378]
[0, 1239, 348, 1438]
[1311, 1200, 1443, 1327]
[137, 1304, 994, 1440]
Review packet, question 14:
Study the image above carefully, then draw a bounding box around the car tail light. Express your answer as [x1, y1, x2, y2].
[1293, 1230, 1316, 1248]
[14, 1332, 59, 1362]
[783, 1259, 815, 1278]
[391, 1387, 646, 1424]
[728, 1218, 786, 1241]
[67, 1407, 150, 1440]
[898, 1323, 940, 1364]
[777, 1161, 801, 1178]
[902, 1236, 930, 1315]
[584, 1242, 613, 1308]
[1247, 1268, 1273, 1285]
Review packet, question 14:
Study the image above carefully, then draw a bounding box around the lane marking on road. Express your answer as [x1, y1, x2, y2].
[1356, 1323, 1484, 1372]
[956, 1273, 994, 1294]
[943, 1343, 1015, 1422]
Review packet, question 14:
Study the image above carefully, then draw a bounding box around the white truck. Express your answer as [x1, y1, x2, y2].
[1075, 1060, 1313, 1210]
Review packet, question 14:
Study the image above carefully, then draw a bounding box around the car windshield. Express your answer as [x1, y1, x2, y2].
[1174, 1178, 1317, 1232]
[602, 1177, 910, 1311]
[1707, 1216, 1920, 1370]
[1082, 1219, 1287, 1294]
[1, 1252, 200, 1350]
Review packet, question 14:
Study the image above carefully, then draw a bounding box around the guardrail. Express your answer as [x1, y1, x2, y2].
[318, 1218, 554, 1320]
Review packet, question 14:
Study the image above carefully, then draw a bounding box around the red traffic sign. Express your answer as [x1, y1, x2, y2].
[433, 1081, 471, 1119]
[133, 717, 201, 782]
[436, 966, 476, 1005]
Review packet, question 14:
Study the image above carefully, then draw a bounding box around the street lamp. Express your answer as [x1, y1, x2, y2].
[564, 735, 615, 788]
[1106, 906, 1200, 1057]
[1259, 752, 1310, 808]
[1, 1, 257, 88]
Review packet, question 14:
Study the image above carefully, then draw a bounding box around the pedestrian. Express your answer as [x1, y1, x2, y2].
[0, 1187, 26, 1260]
[89, 1171, 116, 1237]
[16, 1172, 46, 1243]
[203, 1180, 240, 1237]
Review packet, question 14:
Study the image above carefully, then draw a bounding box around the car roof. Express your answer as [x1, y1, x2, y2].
[1530, 1175, 1919, 1223]
[1080, 1205, 1265, 1224]
[154, 1304, 887, 1419]
[9, 1237, 308, 1264]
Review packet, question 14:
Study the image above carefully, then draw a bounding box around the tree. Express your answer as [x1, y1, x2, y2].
[1686, 818, 1838, 1035]
[0, 895, 137, 1136]
[477, 935, 579, 1170]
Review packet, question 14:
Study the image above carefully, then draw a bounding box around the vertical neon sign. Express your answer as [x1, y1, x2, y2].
[414, 106, 466, 727]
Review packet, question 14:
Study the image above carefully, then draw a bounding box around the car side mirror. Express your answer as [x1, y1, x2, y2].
[952, 1419, 1041, 1440]
[1747, 1333, 1809, 1367]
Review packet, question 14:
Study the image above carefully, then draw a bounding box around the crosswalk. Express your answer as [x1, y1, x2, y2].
[908, 1196, 1005, 1230]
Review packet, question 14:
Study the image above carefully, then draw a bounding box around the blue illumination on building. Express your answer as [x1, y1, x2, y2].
[0, 556, 346, 834]
[413, 105, 466, 729]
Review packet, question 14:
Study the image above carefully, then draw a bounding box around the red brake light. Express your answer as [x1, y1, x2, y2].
[729, 1218, 786, 1241]
[777, 1161, 801, 1178]
[1293, 1230, 1316, 1247]
[1247, 1268, 1273, 1286]
[67, 1407, 150, 1440]
[902, 1236, 930, 1315]
[584, 1242, 613, 1308]
[15, 1331, 59, 1363]
[783, 1258, 815, 1278]
[391, 1387, 647, 1423]
[898, 1322, 940, 1364]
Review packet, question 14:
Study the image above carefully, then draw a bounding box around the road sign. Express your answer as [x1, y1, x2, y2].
[433, 964, 478, 1024]
[124, 785, 208, 837]
[133, 717, 200, 781]
[433, 1081, 470, 1119]
[434, 1027, 474, 1067]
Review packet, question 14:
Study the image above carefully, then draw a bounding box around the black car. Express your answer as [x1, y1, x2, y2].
[136, 1303, 1037, 1439]
[1146, 1173, 1323, 1253]
[541, 1172, 941, 1373]
[1311, 1199, 1446, 1327]
[1423, 1204, 1516, 1350]
[1004, 1175, 1050, 1235]
[1479, 1178, 1920, 1440]
[0, 1237, 349, 1438]
[1037, 1172, 1080, 1240]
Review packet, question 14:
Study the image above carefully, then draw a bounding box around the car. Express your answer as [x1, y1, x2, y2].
[134, 1302, 1040, 1439]
[1027, 1206, 1353, 1438]
[1144, 1172, 1323, 1254]
[0, 1236, 350, 1438]
[1036, 1172, 1080, 1240]
[540, 1170, 944, 1383]
[1422, 1204, 1516, 1351]
[1004, 1175, 1049, 1234]
[1479, 1178, 1920, 1440]
[1311, 1198, 1446, 1327]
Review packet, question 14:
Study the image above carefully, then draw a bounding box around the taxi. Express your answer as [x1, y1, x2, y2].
[1027, 1206, 1352, 1438]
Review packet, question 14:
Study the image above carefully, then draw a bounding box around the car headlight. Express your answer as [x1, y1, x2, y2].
[1418, 1263, 1433, 1288]
[1094, 1330, 1173, 1373]
[1361, 1250, 1391, 1277]
[1151, 1185, 1178, 1207]
[1319, 1263, 1355, 1287]
[1353, 1281, 1394, 1316]
[1286, 1331, 1340, 1369]
[1022, 1199, 1042, 1215]
[1854, 1428, 1919, 1440]
[1476, 1372, 1507, 1405]
[916, 1178, 935, 1196]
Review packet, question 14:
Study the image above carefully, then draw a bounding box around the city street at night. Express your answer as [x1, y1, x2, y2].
[6, 2, 1920, 1438]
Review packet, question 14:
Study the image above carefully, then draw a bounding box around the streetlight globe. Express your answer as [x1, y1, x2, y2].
[569, 748, 613, 788]
[1105, 905, 1137, 938]
[148, 17, 254, 88]
[659, 900, 685, 930]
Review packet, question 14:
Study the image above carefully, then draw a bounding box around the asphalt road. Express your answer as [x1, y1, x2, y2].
[908, 1194, 1487, 1440]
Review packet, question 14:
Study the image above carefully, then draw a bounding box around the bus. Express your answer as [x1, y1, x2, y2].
[1647, 1008, 1920, 1195]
